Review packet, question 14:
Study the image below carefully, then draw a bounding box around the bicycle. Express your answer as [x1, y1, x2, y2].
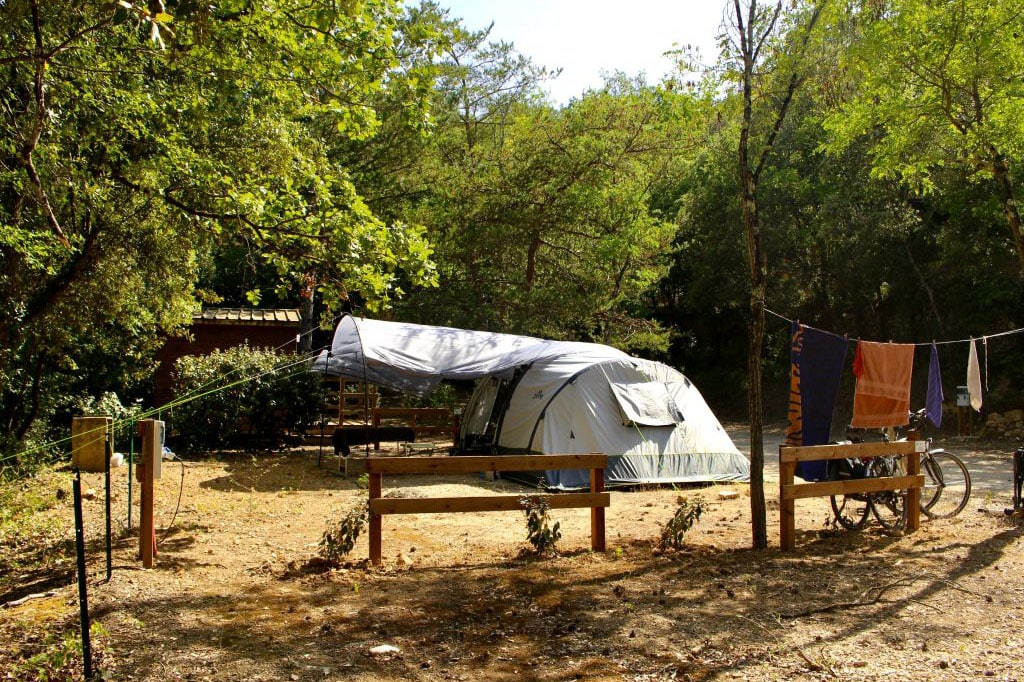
[908, 409, 972, 519]
[829, 408, 972, 532]
[829, 451, 906, 532]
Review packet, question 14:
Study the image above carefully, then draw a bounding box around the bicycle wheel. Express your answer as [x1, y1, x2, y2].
[830, 494, 870, 530]
[921, 450, 972, 519]
[867, 456, 907, 533]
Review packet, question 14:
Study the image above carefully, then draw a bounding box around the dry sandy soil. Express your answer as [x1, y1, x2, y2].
[3, 435, 1024, 682]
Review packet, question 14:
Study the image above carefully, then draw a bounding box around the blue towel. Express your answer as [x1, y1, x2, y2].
[786, 323, 849, 481]
[926, 343, 943, 428]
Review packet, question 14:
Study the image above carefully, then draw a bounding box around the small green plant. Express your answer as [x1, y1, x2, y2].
[659, 495, 706, 550]
[521, 494, 561, 555]
[318, 500, 369, 563]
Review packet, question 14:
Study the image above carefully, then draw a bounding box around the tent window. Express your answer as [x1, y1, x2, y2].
[608, 380, 683, 427]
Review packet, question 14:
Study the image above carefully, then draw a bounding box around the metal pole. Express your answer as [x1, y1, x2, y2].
[127, 423, 134, 530]
[104, 429, 112, 582]
[73, 471, 94, 680]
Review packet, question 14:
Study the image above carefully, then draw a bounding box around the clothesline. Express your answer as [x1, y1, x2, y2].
[764, 308, 1024, 347]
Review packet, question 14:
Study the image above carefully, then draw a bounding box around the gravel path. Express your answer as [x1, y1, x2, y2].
[725, 423, 1019, 501]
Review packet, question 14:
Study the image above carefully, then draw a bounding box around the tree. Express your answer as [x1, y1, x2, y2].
[402, 78, 691, 350]
[823, 0, 1024, 275]
[725, 0, 826, 548]
[0, 1, 437, 458]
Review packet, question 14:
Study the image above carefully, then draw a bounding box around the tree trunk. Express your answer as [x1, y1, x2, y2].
[741, 168, 769, 550]
[735, 0, 770, 550]
[299, 273, 316, 354]
[992, 153, 1024, 276]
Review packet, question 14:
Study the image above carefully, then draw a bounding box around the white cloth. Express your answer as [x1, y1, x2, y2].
[967, 338, 983, 412]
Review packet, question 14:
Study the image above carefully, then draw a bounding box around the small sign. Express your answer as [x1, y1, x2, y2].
[956, 385, 970, 407]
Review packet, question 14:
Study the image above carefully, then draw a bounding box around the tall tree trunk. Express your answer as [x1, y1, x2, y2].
[735, 0, 769, 550]
[741, 168, 769, 550]
[992, 153, 1024, 276]
[732, 0, 824, 550]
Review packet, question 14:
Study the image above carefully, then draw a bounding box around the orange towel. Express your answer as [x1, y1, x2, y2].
[851, 341, 915, 428]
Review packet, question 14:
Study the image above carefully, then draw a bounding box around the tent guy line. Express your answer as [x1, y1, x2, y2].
[765, 308, 1024, 347]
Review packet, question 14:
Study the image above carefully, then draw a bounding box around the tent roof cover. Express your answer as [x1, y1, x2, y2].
[312, 316, 627, 395]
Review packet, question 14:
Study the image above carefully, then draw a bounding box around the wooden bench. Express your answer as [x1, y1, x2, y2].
[779, 440, 924, 550]
[365, 454, 609, 565]
[332, 426, 416, 457]
[371, 407, 460, 445]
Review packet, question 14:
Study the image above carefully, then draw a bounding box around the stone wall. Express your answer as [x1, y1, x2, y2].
[978, 409, 1024, 439]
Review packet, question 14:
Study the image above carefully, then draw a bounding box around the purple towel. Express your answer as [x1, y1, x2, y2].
[926, 343, 943, 428]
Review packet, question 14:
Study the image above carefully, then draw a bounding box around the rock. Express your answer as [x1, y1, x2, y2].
[83, 488, 98, 501]
[718, 490, 739, 500]
[1006, 409, 1024, 422]
[369, 644, 401, 656]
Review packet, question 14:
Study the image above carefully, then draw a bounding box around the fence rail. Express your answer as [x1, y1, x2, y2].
[779, 440, 924, 550]
[365, 454, 609, 565]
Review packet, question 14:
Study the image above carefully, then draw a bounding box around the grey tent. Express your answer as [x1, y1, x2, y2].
[314, 316, 749, 488]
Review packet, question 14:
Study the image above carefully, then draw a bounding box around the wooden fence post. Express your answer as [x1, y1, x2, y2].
[136, 420, 162, 568]
[369, 472, 382, 566]
[779, 448, 796, 551]
[590, 464, 606, 552]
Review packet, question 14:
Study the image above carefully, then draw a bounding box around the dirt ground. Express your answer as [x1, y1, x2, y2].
[3, 436, 1024, 682]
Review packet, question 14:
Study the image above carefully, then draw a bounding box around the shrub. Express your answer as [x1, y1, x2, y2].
[659, 496, 706, 551]
[319, 500, 369, 563]
[170, 345, 325, 451]
[400, 381, 457, 409]
[72, 391, 141, 439]
[521, 495, 561, 555]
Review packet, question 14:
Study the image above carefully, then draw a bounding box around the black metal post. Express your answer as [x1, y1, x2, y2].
[73, 471, 94, 680]
[104, 431, 112, 582]
[127, 426, 134, 530]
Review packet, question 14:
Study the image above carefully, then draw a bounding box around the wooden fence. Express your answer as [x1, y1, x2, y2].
[779, 440, 924, 550]
[365, 454, 609, 565]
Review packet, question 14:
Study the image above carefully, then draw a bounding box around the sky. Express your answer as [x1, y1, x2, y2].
[436, 0, 729, 104]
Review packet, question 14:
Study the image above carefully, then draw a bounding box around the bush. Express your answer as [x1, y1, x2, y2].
[319, 500, 369, 563]
[659, 496, 706, 551]
[170, 345, 325, 451]
[521, 494, 561, 556]
[72, 391, 141, 440]
[400, 381, 457, 409]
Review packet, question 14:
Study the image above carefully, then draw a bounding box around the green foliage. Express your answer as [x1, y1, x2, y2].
[11, 630, 86, 682]
[659, 496, 706, 551]
[824, 0, 1024, 188]
[319, 499, 370, 563]
[392, 26, 691, 353]
[401, 382, 457, 409]
[72, 391, 142, 440]
[520, 494, 561, 556]
[0, 0, 442, 465]
[822, 0, 1024, 273]
[170, 346, 325, 451]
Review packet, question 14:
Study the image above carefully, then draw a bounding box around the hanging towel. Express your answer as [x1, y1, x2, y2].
[925, 343, 943, 428]
[851, 340, 915, 428]
[785, 323, 849, 481]
[967, 338, 983, 411]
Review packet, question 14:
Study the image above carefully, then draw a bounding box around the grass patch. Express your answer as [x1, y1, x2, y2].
[0, 467, 75, 599]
